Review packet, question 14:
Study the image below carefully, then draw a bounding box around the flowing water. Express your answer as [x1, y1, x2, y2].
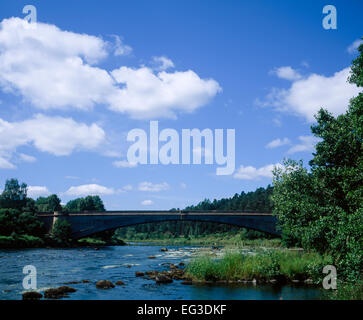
[0, 244, 324, 300]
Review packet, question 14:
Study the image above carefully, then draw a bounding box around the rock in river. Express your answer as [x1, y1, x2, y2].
[160, 248, 168, 252]
[96, 280, 115, 289]
[135, 272, 145, 277]
[115, 281, 126, 286]
[22, 291, 43, 300]
[44, 286, 76, 299]
[155, 274, 173, 284]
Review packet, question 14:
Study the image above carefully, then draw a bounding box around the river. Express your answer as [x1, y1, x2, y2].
[0, 244, 324, 300]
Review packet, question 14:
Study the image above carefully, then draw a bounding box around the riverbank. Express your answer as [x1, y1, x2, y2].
[0, 234, 126, 249]
[121, 234, 282, 248]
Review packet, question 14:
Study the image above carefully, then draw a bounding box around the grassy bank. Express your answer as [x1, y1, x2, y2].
[186, 250, 332, 284]
[0, 234, 45, 248]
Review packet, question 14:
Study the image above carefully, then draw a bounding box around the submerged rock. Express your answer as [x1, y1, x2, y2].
[22, 291, 42, 300]
[96, 280, 115, 289]
[135, 272, 145, 277]
[160, 248, 168, 252]
[115, 281, 126, 286]
[44, 287, 71, 299]
[148, 256, 156, 259]
[81, 280, 91, 283]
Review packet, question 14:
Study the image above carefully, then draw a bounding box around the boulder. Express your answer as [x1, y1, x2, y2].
[96, 280, 115, 289]
[44, 288, 68, 299]
[57, 286, 76, 294]
[81, 280, 91, 283]
[148, 256, 156, 259]
[22, 291, 42, 300]
[155, 274, 173, 284]
[160, 248, 168, 252]
[135, 272, 145, 277]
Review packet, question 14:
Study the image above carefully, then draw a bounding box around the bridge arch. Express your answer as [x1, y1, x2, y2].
[37, 211, 280, 239]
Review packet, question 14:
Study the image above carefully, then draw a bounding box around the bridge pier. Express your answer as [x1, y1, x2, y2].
[52, 211, 69, 232]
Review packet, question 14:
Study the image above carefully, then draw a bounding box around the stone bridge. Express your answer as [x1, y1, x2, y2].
[37, 211, 280, 239]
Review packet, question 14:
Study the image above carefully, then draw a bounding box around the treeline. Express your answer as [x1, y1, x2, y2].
[0, 179, 107, 248]
[117, 185, 274, 240]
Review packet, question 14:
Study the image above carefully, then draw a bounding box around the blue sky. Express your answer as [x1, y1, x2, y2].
[0, 0, 362, 209]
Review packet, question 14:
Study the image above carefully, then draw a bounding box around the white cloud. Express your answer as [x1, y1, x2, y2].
[27, 186, 50, 198]
[109, 66, 221, 119]
[141, 199, 153, 206]
[112, 35, 132, 56]
[63, 184, 115, 196]
[347, 39, 363, 54]
[270, 66, 302, 80]
[152, 56, 174, 71]
[234, 163, 282, 180]
[266, 138, 291, 149]
[0, 17, 113, 111]
[0, 114, 105, 161]
[19, 153, 36, 163]
[112, 160, 137, 168]
[260, 67, 361, 122]
[0, 157, 15, 169]
[0, 18, 220, 119]
[138, 181, 169, 192]
[287, 135, 320, 154]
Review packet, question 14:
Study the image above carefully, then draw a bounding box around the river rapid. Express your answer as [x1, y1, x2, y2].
[0, 244, 324, 300]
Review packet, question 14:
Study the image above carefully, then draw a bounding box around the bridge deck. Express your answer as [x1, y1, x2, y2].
[37, 210, 273, 217]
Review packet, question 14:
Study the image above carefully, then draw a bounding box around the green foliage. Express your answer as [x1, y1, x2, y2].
[0, 234, 44, 248]
[35, 194, 62, 212]
[0, 178, 27, 210]
[185, 185, 273, 212]
[65, 195, 105, 212]
[186, 250, 331, 283]
[0, 208, 45, 237]
[272, 46, 363, 282]
[51, 219, 72, 244]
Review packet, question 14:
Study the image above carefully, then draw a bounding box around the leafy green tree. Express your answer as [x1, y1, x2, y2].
[272, 42, 363, 280]
[35, 194, 62, 212]
[66, 195, 105, 212]
[51, 219, 72, 244]
[0, 179, 27, 210]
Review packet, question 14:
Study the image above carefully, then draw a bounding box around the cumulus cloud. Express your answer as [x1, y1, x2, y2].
[27, 186, 50, 198]
[138, 181, 169, 192]
[109, 66, 221, 119]
[270, 66, 302, 80]
[266, 138, 291, 149]
[347, 39, 363, 54]
[141, 200, 153, 206]
[152, 56, 174, 71]
[0, 114, 105, 161]
[63, 184, 115, 196]
[112, 160, 137, 168]
[0, 18, 220, 119]
[287, 136, 320, 154]
[260, 67, 361, 122]
[233, 163, 282, 180]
